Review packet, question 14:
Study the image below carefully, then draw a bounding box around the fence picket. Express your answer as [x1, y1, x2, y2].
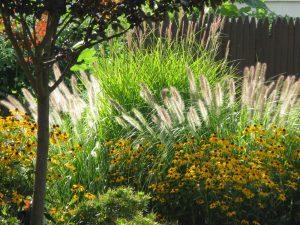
[294, 18, 300, 75]
[249, 17, 256, 67]
[242, 17, 250, 69]
[287, 18, 295, 75]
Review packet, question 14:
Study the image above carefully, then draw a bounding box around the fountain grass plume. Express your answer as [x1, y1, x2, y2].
[113, 63, 299, 144]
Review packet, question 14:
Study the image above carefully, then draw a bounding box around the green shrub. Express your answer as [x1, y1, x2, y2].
[70, 187, 159, 225]
[0, 216, 19, 225]
[210, 0, 276, 19]
[116, 214, 160, 225]
[0, 36, 28, 99]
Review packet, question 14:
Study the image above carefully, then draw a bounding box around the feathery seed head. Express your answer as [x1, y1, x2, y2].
[170, 87, 184, 110]
[228, 78, 236, 106]
[140, 83, 157, 107]
[214, 83, 224, 108]
[122, 113, 143, 132]
[155, 105, 172, 129]
[197, 99, 209, 123]
[199, 75, 212, 106]
[187, 106, 201, 132]
[6, 95, 26, 112]
[186, 67, 197, 100]
[115, 116, 128, 128]
[109, 98, 125, 113]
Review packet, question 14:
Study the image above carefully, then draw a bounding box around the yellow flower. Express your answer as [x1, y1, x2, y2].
[227, 211, 236, 217]
[170, 188, 179, 193]
[209, 135, 218, 143]
[84, 193, 96, 200]
[57, 217, 65, 222]
[209, 201, 219, 209]
[49, 208, 57, 215]
[242, 188, 255, 199]
[11, 191, 23, 205]
[278, 193, 286, 201]
[258, 202, 265, 209]
[167, 167, 181, 180]
[72, 184, 85, 193]
[65, 162, 76, 171]
[286, 181, 297, 190]
[72, 194, 79, 202]
[196, 199, 204, 205]
[241, 220, 250, 225]
[220, 204, 229, 211]
[252, 220, 261, 225]
[115, 176, 125, 183]
[68, 208, 77, 216]
[0, 193, 5, 206]
[258, 191, 269, 197]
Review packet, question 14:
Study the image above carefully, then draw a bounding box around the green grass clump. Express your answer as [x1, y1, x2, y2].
[92, 34, 235, 139]
[97, 39, 233, 112]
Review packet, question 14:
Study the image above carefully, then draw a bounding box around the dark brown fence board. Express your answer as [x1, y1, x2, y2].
[160, 17, 170, 38]
[218, 17, 230, 60]
[255, 19, 264, 62]
[294, 18, 300, 75]
[287, 19, 295, 75]
[242, 17, 250, 69]
[281, 19, 289, 75]
[180, 14, 188, 38]
[275, 18, 283, 76]
[249, 17, 256, 67]
[230, 18, 237, 66]
[194, 17, 202, 42]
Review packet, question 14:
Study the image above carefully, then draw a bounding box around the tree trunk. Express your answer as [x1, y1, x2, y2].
[30, 81, 50, 225]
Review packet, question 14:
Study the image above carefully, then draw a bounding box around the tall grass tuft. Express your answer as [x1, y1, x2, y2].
[92, 16, 235, 138]
[96, 30, 233, 113]
[114, 63, 300, 146]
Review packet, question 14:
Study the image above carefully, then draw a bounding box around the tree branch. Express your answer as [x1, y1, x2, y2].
[59, 15, 90, 49]
[49, 53, 79, 93]
[43, 53, 66, 66]
[36, 11, 60, 58]
[19, 14, 35, 47]
[76, 25, 133, 53]
[18, 14, 35, 62]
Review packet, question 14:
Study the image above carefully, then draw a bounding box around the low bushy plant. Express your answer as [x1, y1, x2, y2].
[70, 187, 159, 225]
[0, 36, 27, 99]
[0, 216, 19, 225]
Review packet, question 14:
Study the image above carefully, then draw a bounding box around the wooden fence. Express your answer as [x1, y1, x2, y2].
[219, 16, 300, 79]
[137, 15, 300, 79]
